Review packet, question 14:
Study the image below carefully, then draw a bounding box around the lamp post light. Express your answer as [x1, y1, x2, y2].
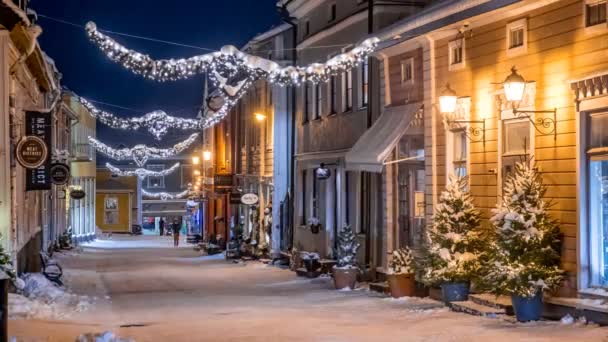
[254, 112, 266, 122]
[439, 83, 485, 148]
[502, 66, 557, 141]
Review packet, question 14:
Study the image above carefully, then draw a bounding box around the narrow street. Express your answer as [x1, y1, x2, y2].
[7, 236, 608, 341]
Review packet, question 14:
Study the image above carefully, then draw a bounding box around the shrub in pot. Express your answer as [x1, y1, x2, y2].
[301, 251, 320, 272]
[333, 225, 360, 290]
[308, 217, 321, 234]
[420, 175, 485, 304]
[482, 162, 563, 322]
[387, 247, 416, 298]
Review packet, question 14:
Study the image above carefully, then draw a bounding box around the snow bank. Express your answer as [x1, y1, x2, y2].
[76, 331, 133, 342]
[9, 273, 94, 319]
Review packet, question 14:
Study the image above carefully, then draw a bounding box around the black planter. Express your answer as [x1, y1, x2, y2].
[310, 224, 321, 234]
[303, 258, 320, 272]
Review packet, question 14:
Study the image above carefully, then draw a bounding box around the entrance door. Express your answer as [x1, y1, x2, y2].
[397, 162, 425, 249]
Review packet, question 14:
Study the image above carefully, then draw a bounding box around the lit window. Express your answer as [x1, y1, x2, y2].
[586, 1, 607, 27]
[502, 120, 531, 182]
[361, 59, 369, 107]
[147, 164, 165, 188]
[452, 130, 467, 177]
[401, 58, 414, 84]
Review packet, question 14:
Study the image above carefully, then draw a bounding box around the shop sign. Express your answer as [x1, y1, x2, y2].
[214, 173, 233, 187]
[229, 192, 242, 204]
[241, 193, 259, 206]
[315, 166, 332, 180]
[70, 189, 86, 200]
[24, 111, 52, 191]
[50, 163, 70, 185]
[16, 136, 48, 169]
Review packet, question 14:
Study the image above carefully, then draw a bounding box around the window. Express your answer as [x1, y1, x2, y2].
[314, 83, 322, 119]
[312, 168, 319, 218]
[360, 59, 369, 107]
[103, 196, 119, 225]
[502, 120, 531, 181]
[301, 169, 307, 225]
[342, 69, 353, 111]
[448, 39, 465, 70]
[345, 171, 358, 230]
[328, 3, 337, 22]
[450, 130, 468, 177]
[401, 58, 414, 84]
[303, 84, 312, 123]
[506, 19, 528, 56]
[329, 75, 338, 114]
[181, 165, 193, 188]
[586, 1, 607, 27]
[147, 164, 165, 188]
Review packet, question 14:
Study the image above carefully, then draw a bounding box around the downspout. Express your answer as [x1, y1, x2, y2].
[278, 1, 297, 251]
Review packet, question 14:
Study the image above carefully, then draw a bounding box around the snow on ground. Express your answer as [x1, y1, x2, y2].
[8, 235, 608, 341]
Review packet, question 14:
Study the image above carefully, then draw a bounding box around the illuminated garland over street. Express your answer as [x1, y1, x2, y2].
[81, 98, 202, 140]
[88, 133, 199, 167]
[85, 21, 379, 85]
[142, 189, 190, 200]
[106, 162, 180, 180]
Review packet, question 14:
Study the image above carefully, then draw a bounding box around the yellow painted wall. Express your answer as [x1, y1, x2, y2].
[95, 192, 131, 232]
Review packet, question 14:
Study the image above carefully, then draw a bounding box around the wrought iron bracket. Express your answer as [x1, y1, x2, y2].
[446, 119, 486, 151]
[512, 107, 557, 141]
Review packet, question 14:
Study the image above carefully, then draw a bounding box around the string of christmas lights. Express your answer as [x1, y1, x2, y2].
[80, 98, 203, 140]
[106, 162, 180, 180]
[85, 21, 379, 85]
[88, 133, 199, 167]
[142, 189, 190, 200]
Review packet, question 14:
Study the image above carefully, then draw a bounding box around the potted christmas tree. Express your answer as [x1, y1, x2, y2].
[484, 161, 562, 322]
[387, 247, 416, 298]
[421, 175, 484, 304]
[333, 225, 360, 290]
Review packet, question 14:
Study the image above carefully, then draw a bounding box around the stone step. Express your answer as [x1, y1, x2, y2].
[369, 282, 390, 294]
[295, 267, 320, 278]
[451, 300, 506, 317]
[469, 293, 514, 315]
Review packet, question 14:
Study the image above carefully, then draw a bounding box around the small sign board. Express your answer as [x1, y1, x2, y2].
[214, 173, 233, 187]
[241, 193, 259, 206]
[50, 163, 70, 185]
[229, 192, 242, 204]
[70, 189, 86, 200]
[15, 136, 48, 169]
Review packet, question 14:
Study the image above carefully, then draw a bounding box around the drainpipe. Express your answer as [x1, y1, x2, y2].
[278, 1, 297, 251]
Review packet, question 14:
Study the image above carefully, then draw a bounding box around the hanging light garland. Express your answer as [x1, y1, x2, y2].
[106, 162, 180, 180]
[80, 98, 203, 140]
[88, 133, 199, 167]
[85, 21, 379, 86]
[142, 189, 190, 200]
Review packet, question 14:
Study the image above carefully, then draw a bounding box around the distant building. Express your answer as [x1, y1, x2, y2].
[95, 169, 138, 234]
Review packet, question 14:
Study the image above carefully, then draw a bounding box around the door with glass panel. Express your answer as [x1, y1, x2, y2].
[397, 135, 425, 249]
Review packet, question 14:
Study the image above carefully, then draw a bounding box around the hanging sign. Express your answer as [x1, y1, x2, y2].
[15, 136, 48, 169]
[241, 193, 259, 206]
[70, 189, 86, 200]
[229, 192, 242, 204]
[50, 163, 70, 185]
[24, 111, 52, 191]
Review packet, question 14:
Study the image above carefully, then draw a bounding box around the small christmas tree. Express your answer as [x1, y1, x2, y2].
[335, 225, 360, 269]
[0, 235, 15, 280]
[389, 247, 415, 274]
[484, 161, 562, 298]
[421, 175, 484, 285]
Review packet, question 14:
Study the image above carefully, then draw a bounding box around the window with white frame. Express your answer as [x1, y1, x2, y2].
[147, 164, 165, 188]
[448, 129, 468, 177]
[314, 83, 322, 119]
[585, 0, 607, 27]
[502, 120, 531, 183]
[401, 58, 414, 84]
[506, 18, 528, 56]
[360, 58, 369, 107]
[448, 38, 465, 70]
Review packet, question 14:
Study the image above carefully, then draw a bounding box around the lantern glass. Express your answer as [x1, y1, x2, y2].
[503, 67, 526, 102]
[439, 95, 458, 114]
[192, 156, 200, 165]
[255, 113, 266, 122]
[203, 150, 212, 161]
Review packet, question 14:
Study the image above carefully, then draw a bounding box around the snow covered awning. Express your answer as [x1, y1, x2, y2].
[345, 103, 422, 173]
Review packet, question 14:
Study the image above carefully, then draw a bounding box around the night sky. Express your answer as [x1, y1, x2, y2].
[32, 0, 281, 146]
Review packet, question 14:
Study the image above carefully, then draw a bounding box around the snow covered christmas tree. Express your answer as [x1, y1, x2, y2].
[422, 175, 484, 285]
[484, 161, 562, 297]
[335, 225, 360, 269]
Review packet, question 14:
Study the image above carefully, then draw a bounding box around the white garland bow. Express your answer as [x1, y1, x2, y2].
[106, 162, 180, 180]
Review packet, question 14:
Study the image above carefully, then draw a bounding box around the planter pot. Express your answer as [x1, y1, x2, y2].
[303, 258, 320, 272]
[310, 224, 321, 234]
[333, 266, 358, 290]
[441, 282, 470, 304]
[511, 291, 543, 322]
[387, 273, 416, 298]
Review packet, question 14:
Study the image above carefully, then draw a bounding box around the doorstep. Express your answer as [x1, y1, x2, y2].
[369, 282, 390, 294]
[451, 300, 507, 317]
[543, 296, 608, 325]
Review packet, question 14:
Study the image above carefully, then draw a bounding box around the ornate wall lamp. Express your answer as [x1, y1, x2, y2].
[439, 84, 486, 149]
[502, 67, 557, 141]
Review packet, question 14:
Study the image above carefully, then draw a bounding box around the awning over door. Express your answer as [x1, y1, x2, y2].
[345, 103, 422, 173]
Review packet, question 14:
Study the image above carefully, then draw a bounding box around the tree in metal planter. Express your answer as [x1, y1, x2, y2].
[333, 225, 360, 290]
[483, 161, 562, 318]
[421, 176, 484, 300]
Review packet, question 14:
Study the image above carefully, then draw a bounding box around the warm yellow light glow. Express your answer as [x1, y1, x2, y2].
[192, 156, 200, 165]
[255, 113, 266, 122]
[439, 84, 458, 114]
[503, 66, 526, 102]
[203, 150, 212, 161]
[194, 170, 201, 176]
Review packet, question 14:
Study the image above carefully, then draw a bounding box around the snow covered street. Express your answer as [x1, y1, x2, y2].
[8, 236, 608, 341]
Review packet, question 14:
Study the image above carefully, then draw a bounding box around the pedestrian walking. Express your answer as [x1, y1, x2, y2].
[172, 220, 181, 247]
[159, 218, 165, 236]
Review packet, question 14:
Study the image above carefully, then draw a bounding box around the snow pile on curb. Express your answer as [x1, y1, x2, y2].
[9, 273, 94, 319]
[76, 331, 134, 342]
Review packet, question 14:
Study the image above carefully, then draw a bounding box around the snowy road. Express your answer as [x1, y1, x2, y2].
[8, 236, 608, 341]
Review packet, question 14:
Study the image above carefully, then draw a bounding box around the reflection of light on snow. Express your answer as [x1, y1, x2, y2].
[82, 237, 190, 249]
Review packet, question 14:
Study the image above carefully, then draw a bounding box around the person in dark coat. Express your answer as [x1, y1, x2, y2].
[159, 218, 165, 236]
[172, 220, 181, 247]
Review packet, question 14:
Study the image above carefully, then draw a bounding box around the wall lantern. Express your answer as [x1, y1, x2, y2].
[191, 156, 200, 165]
[502, 66, 557, 141]
[254, 113, 266, 122]
[439, 83, 485, 147]
[202, 150, 212, 162]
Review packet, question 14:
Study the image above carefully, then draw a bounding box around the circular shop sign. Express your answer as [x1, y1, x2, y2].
[50, 163, 70, 185]
[241, 193, 259, 206]
[15, 136, 48, 169]
[70, 189, 86, 200]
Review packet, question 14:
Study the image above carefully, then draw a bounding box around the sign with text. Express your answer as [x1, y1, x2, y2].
[25, 111, 52, 191]
[241, 193, 259, 206]
[214, 173, 233, 187]
[50, 163, 70, 185]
